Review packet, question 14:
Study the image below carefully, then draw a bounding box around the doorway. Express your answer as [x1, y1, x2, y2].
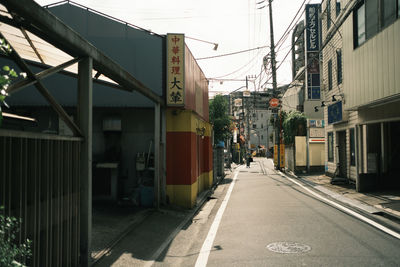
[337, 131, 347, 178]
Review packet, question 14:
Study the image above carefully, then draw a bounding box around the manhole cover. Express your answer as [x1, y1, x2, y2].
[266, 242, 311, 254]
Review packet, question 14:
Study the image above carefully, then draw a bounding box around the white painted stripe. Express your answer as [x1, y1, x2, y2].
[282, 172, 400, 240]
[195, 167, 241, 267]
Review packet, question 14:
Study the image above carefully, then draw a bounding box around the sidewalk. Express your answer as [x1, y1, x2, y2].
[92, 186, 216, 266]
[288, 171, 400, 226]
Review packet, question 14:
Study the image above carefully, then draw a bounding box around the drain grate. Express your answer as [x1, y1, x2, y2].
[266, 242, 311, 254]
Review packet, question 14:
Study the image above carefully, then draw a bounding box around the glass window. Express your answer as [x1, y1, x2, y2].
[350, 128, 355, 166]
[365, 0, 378, 39]
[327, 0, 332, 30]
[328, 132, 334, 162]
[356, 3, 366, 46]
[381, 0, 396, 28]
[261, 135, 264, 140]
[336, 49, 342, 85]
[253, 124, 256, 129]
[328, 60, 333, 90]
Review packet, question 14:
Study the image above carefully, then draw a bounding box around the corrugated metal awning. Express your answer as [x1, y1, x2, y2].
[0, 0, 164, 105]
[0, 4, 115, 84]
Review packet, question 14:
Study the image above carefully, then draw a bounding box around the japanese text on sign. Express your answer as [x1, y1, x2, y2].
[167, 34, 185, 106]
[306, 4, 320, 52]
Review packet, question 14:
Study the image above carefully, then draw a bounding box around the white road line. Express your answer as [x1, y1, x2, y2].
[194, 166, 241, 267]
[282, 172, 400, 240]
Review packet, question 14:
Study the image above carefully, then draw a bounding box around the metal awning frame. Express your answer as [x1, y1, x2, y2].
[0, 0, 165, 136]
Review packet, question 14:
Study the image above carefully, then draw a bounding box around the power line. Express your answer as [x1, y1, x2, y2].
[195, 45, 269, 60]
[208, 48, 269, 79]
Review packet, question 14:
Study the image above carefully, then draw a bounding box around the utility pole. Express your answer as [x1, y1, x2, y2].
[268, 0, 280, 170]
[268, 0, 277, 94]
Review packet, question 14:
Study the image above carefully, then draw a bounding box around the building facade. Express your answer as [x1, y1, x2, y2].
[166, 35, 213, 208]
[321, 0, 400, 190]
[229, 90, 275, 157]
[281, 4, 325, 173]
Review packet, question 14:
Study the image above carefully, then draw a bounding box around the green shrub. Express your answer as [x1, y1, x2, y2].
[0, 207, 32, 267]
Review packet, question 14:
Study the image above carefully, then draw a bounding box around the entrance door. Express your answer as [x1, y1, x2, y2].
[388, 121, 400, 187]
[197, 135, 202, 194]
[338, 131, 347, 178]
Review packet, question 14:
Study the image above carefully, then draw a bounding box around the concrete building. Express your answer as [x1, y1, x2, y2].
[0, 1, 212, 265]
[229, 90, 275, 156]
[281, 4, 325, 173]
[321, 0, 400, 191]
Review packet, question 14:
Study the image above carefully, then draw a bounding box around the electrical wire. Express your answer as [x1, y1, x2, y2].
[252, 0, 308, 91]
[208, 47, 270, 79]
[195, 45, 269, 60]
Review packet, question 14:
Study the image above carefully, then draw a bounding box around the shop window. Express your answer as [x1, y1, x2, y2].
[336, 49, 342, 85]
[350, 128, 355, 166]
[328, 132, 334, 162]
[328, 60, 333, 90]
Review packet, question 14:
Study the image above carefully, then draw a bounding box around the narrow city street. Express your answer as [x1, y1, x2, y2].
[152, 158, 400, 267]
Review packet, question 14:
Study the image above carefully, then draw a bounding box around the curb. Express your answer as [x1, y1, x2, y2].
[280, 170, 400, 235]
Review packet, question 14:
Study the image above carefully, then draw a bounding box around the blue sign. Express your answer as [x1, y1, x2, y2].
[311, 87, 321, 99]
[305, 4, 320, 52]
[328, 101, 343, 124]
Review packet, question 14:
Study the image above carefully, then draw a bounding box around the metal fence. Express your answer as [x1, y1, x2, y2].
[0, 129, 82, 267]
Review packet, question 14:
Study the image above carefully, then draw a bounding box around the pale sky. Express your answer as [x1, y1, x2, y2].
[35, 0, 319, 96]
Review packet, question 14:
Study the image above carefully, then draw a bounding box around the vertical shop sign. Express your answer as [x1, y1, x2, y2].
[305, 4, 321, 100]
[274, 144, 278, 166]
[167, 33, 185, 106]
[305, 4, 320, 52]
[280, 144, 285, 167]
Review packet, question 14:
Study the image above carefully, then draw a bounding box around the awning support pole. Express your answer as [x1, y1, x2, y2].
[78, 57, 93, 267]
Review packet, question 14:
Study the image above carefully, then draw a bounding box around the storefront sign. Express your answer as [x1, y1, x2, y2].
[305, 4, 320, 52]
[167, 33, 185, 106]
[305, 4, 321, 100]
[234, 98, 242, 107]
[308, 119, 325, 128]
[274, 144, 278, 166]
[280, 144, 285, 167]
[328, 101, 343, 124]
[310, 128, 325, 138]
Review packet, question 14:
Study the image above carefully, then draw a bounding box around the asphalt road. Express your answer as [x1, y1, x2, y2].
[155, 158, 400, 267]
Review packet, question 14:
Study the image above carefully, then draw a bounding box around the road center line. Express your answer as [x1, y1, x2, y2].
[194, 166, 241, 267]
[282, 172, 400, 240]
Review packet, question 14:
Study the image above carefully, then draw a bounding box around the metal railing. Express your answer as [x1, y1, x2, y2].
[0, 129, 82, 267]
